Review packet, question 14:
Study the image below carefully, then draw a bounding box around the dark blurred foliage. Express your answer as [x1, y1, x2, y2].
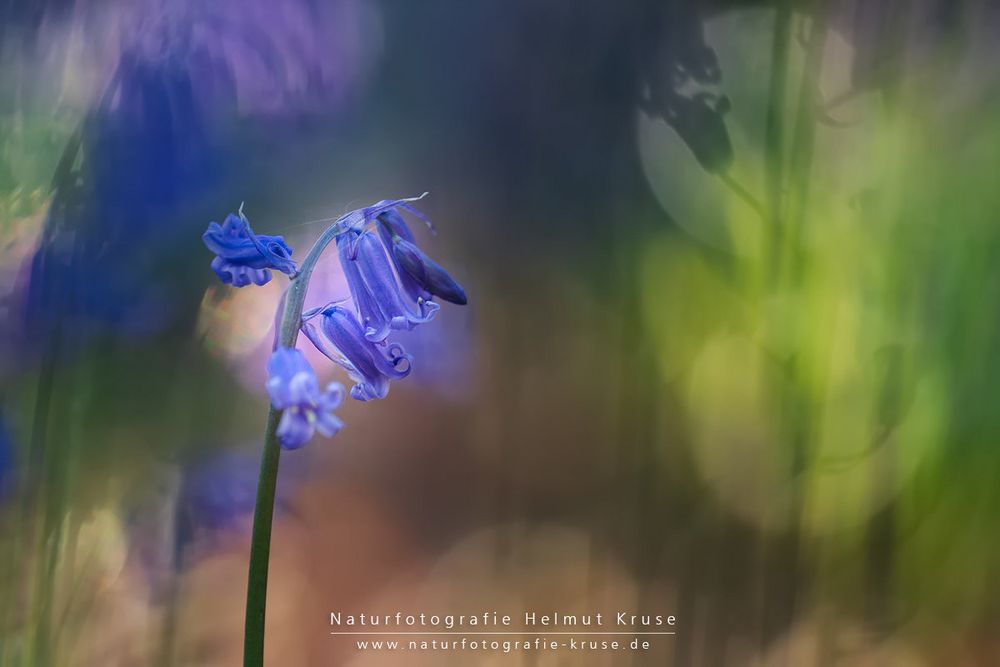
[365, 3, 993, 663]
[847, 0, 966, 94]
[373, 1, 650, 252]
[639, 1, 734, 174]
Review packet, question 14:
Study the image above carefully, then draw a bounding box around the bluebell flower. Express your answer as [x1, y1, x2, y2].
[331, 199, 468, 343]
[375, 209, 432, 302]
[389, 237, 468, 305]
[303, 305, 412, 402]
[336, 229, 438, 341]
[377, 208, 467, 305]
[203, 213, 297, 287]
[265, 348, 344, 449]
[391, 239, 467, 305]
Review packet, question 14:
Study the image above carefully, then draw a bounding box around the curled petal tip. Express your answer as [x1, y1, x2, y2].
[314, 306, 410, 401]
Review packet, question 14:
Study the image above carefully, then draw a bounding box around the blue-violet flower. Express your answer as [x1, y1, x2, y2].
[391, 238, 468, 305]
[304, 305, 412, 402]
[265, 348, 344, 449]
[336, 230, 438, 341]
[203, 213, 297, 287]
[377, 209, 467, 304]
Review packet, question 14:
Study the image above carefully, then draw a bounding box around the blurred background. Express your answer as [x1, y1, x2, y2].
[1, 0, 999, 665]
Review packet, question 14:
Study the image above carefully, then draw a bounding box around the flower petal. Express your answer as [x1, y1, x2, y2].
[392, 238, 468, 305]
[314, 410, 344, 438]
[319, 306, 411, 401]
[286, 370, 320, 407]
[266, 348, 314, 409]
[203, 211, 297, 287]
[355, 232, 436, 335]
[337, 233, 391, 341]
[276, 409, 314, 450]
[377, 210, 431, 304]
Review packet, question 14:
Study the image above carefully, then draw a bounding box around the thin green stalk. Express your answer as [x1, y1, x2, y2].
[763, 0, 793, 276]
[757, 1, 795, 652]
[762, 5, 830, 655]
[784, 9, 828, 284]
[719, 172, 767, 221]
[243, 220, 347, 667]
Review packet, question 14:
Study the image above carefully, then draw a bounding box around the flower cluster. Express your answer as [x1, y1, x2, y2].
[203, 196, 467, 449]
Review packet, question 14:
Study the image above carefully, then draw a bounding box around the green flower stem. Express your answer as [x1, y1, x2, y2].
[763, 0, 793, 274]
[784, 9, 828, 283]
[244, 220, 347, 667]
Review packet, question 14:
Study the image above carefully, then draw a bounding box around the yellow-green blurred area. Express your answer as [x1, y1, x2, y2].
[2, 1, 1000, 665]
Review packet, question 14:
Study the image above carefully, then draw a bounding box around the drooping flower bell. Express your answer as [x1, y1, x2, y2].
[302, 305, 412, 402]
[331, 198, 467, 342]
[336, 230, 438, 341]
[265, 348, 344, 449]
[377, 209, 467, 305]
[203, 212, 297, 287]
